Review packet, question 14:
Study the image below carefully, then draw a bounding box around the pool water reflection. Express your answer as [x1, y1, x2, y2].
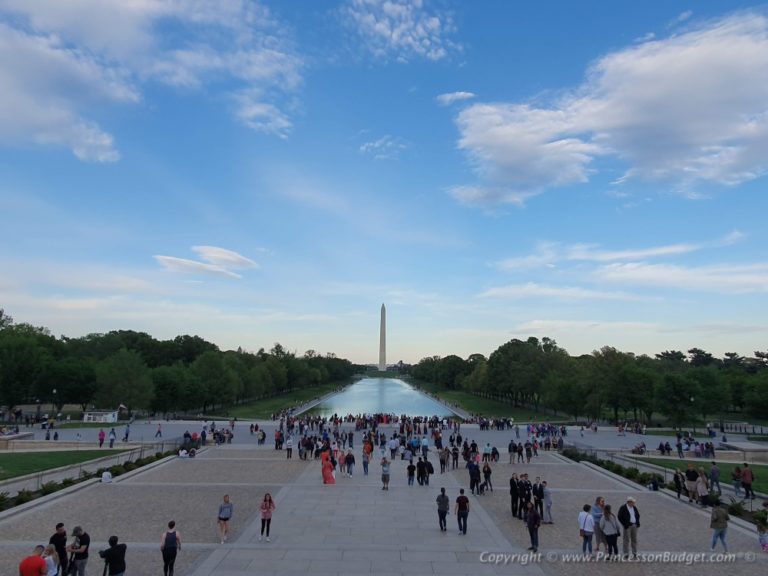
[308, 378, 453, 417]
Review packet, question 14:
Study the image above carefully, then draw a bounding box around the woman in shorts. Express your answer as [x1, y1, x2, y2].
[217, 494, 233, 544]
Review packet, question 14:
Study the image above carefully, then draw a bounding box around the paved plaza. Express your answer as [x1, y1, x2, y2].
[1, 423, 766, 575]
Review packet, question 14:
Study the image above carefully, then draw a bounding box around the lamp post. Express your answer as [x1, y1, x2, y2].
[51, 389, 57, 420]
[690, 396, 696, 434]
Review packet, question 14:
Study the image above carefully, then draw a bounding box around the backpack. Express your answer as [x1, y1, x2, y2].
[164, 531, 177, 549]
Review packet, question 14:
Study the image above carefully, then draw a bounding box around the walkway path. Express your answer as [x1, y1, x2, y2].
[0, 424, 765, 575]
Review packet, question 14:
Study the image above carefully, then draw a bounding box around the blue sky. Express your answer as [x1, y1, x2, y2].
[2, 1, 768, 364]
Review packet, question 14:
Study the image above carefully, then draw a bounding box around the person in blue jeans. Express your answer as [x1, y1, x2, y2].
[578, 504, 594, 555]
[455, 489, 470, 534]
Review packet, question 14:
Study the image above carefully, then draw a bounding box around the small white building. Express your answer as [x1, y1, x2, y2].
[82, 410, 119, 423]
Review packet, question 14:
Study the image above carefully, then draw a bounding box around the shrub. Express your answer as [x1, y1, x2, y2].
[109, 465, 125, 477]
[727, 497, 745, 516]
[754, 510, 768, 533]
[15, 489, 34, 505]
[155, 452, 164, 459]
[0, 491, 9, 507]
[708, 491, 722, 506]
[40, 482, 59, 495]
[122, 461, 137, 472]
[624, 467, 639, 480]
[60, 478, 75, 487]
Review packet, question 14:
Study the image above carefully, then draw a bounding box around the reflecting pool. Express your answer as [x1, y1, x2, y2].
[308, 378, 453, 417]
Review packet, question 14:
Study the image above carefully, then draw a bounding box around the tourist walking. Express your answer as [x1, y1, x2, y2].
[455, 488, 470, 535]
[578, 504, 595, 555]
[696, 467, 710, 506]
[259, 493, 276, 542]
[710, 462, 722, 495]
[344, 449, 355, 476]
[98, 428, 105, 447]
[161, 520, 181, 576]
[285, 435, 293, 458]
[731, 466, 742, 497]
[684, 464, 698, 503]
[108, 428, 116, 448]
[98, 535, 127, 576]
[526, 501, 541, 553]
[362, 450, 369, 475]
[673, 469, 685, 499]
[436, 487, 450, 532]
[742, 463, 755, 499]
[381, 456, 391, 490]
[482, 462, 493, 492]
[217, 494, 233, 544]
[710, 505, 729, 552]
[599, 505, 621, 558]
[617, 497, 640, 559]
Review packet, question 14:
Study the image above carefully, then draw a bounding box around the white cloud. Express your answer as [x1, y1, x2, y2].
[494, 242, 559, 270]
[479, 282, 644, 301]
[447, 185, 535, 207]
[0, 0, 302, 158]
[360, 135, 407, 160]
[453, 12, 768, 205]
[341, 0, 459, 62]
[192, 246, 259, 270]
[436, 91, 475, 106]
[154, 255, 242, 279]
[566, 242, 699, 262]
[155, 246, 259, 279]
[595, 262, 768, 293]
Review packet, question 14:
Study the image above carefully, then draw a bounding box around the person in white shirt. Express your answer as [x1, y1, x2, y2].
[578, 504, 595, 555]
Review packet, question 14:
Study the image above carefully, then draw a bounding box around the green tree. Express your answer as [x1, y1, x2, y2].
[95, 348, 153, 412]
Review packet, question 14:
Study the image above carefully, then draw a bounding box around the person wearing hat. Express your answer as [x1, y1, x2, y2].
[617, 497, 640, 559]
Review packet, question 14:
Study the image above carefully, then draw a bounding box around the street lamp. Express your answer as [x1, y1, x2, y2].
[690, 396, 696, 434]
[51, 389, 57, 420]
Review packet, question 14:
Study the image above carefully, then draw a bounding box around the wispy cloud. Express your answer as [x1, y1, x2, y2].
[566, 242, 699, 262]
[452, 12, 768, 205]
[360, 135, 407, 160]
[436, 91, 476, 106]
[0, 0, 302, 158]
[192, 246, 259, 270]
[494, 242, 559, 270]
[341, 0, 460, 63]
[595, 262, 768, 293]
[155, 246, 259, 279]
[479, 282, 645, 301]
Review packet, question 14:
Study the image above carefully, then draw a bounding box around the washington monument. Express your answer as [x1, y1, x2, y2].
[378, 303, 386, 371]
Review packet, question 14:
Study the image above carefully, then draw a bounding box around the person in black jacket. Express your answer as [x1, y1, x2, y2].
[532, 477, 544, 516]
[509, 473, 519, 517]
[617, 497, 640, 559]
[98, 535, 127, 576]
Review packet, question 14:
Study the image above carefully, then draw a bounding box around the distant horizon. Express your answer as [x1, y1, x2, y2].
[2, 2, 767, 365]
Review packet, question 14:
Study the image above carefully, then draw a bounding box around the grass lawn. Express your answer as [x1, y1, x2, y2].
[224, 382, 345, 420]
[0, 450, 125, 481]
[413, 381, 566, 421]
[636, 456, 768, 494]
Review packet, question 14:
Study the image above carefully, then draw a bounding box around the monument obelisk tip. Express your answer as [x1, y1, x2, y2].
[378, 303, 387, 371]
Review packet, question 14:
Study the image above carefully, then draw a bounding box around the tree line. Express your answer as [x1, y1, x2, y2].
[0, 309, 359, 417]
[409, 337, 768, 426]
